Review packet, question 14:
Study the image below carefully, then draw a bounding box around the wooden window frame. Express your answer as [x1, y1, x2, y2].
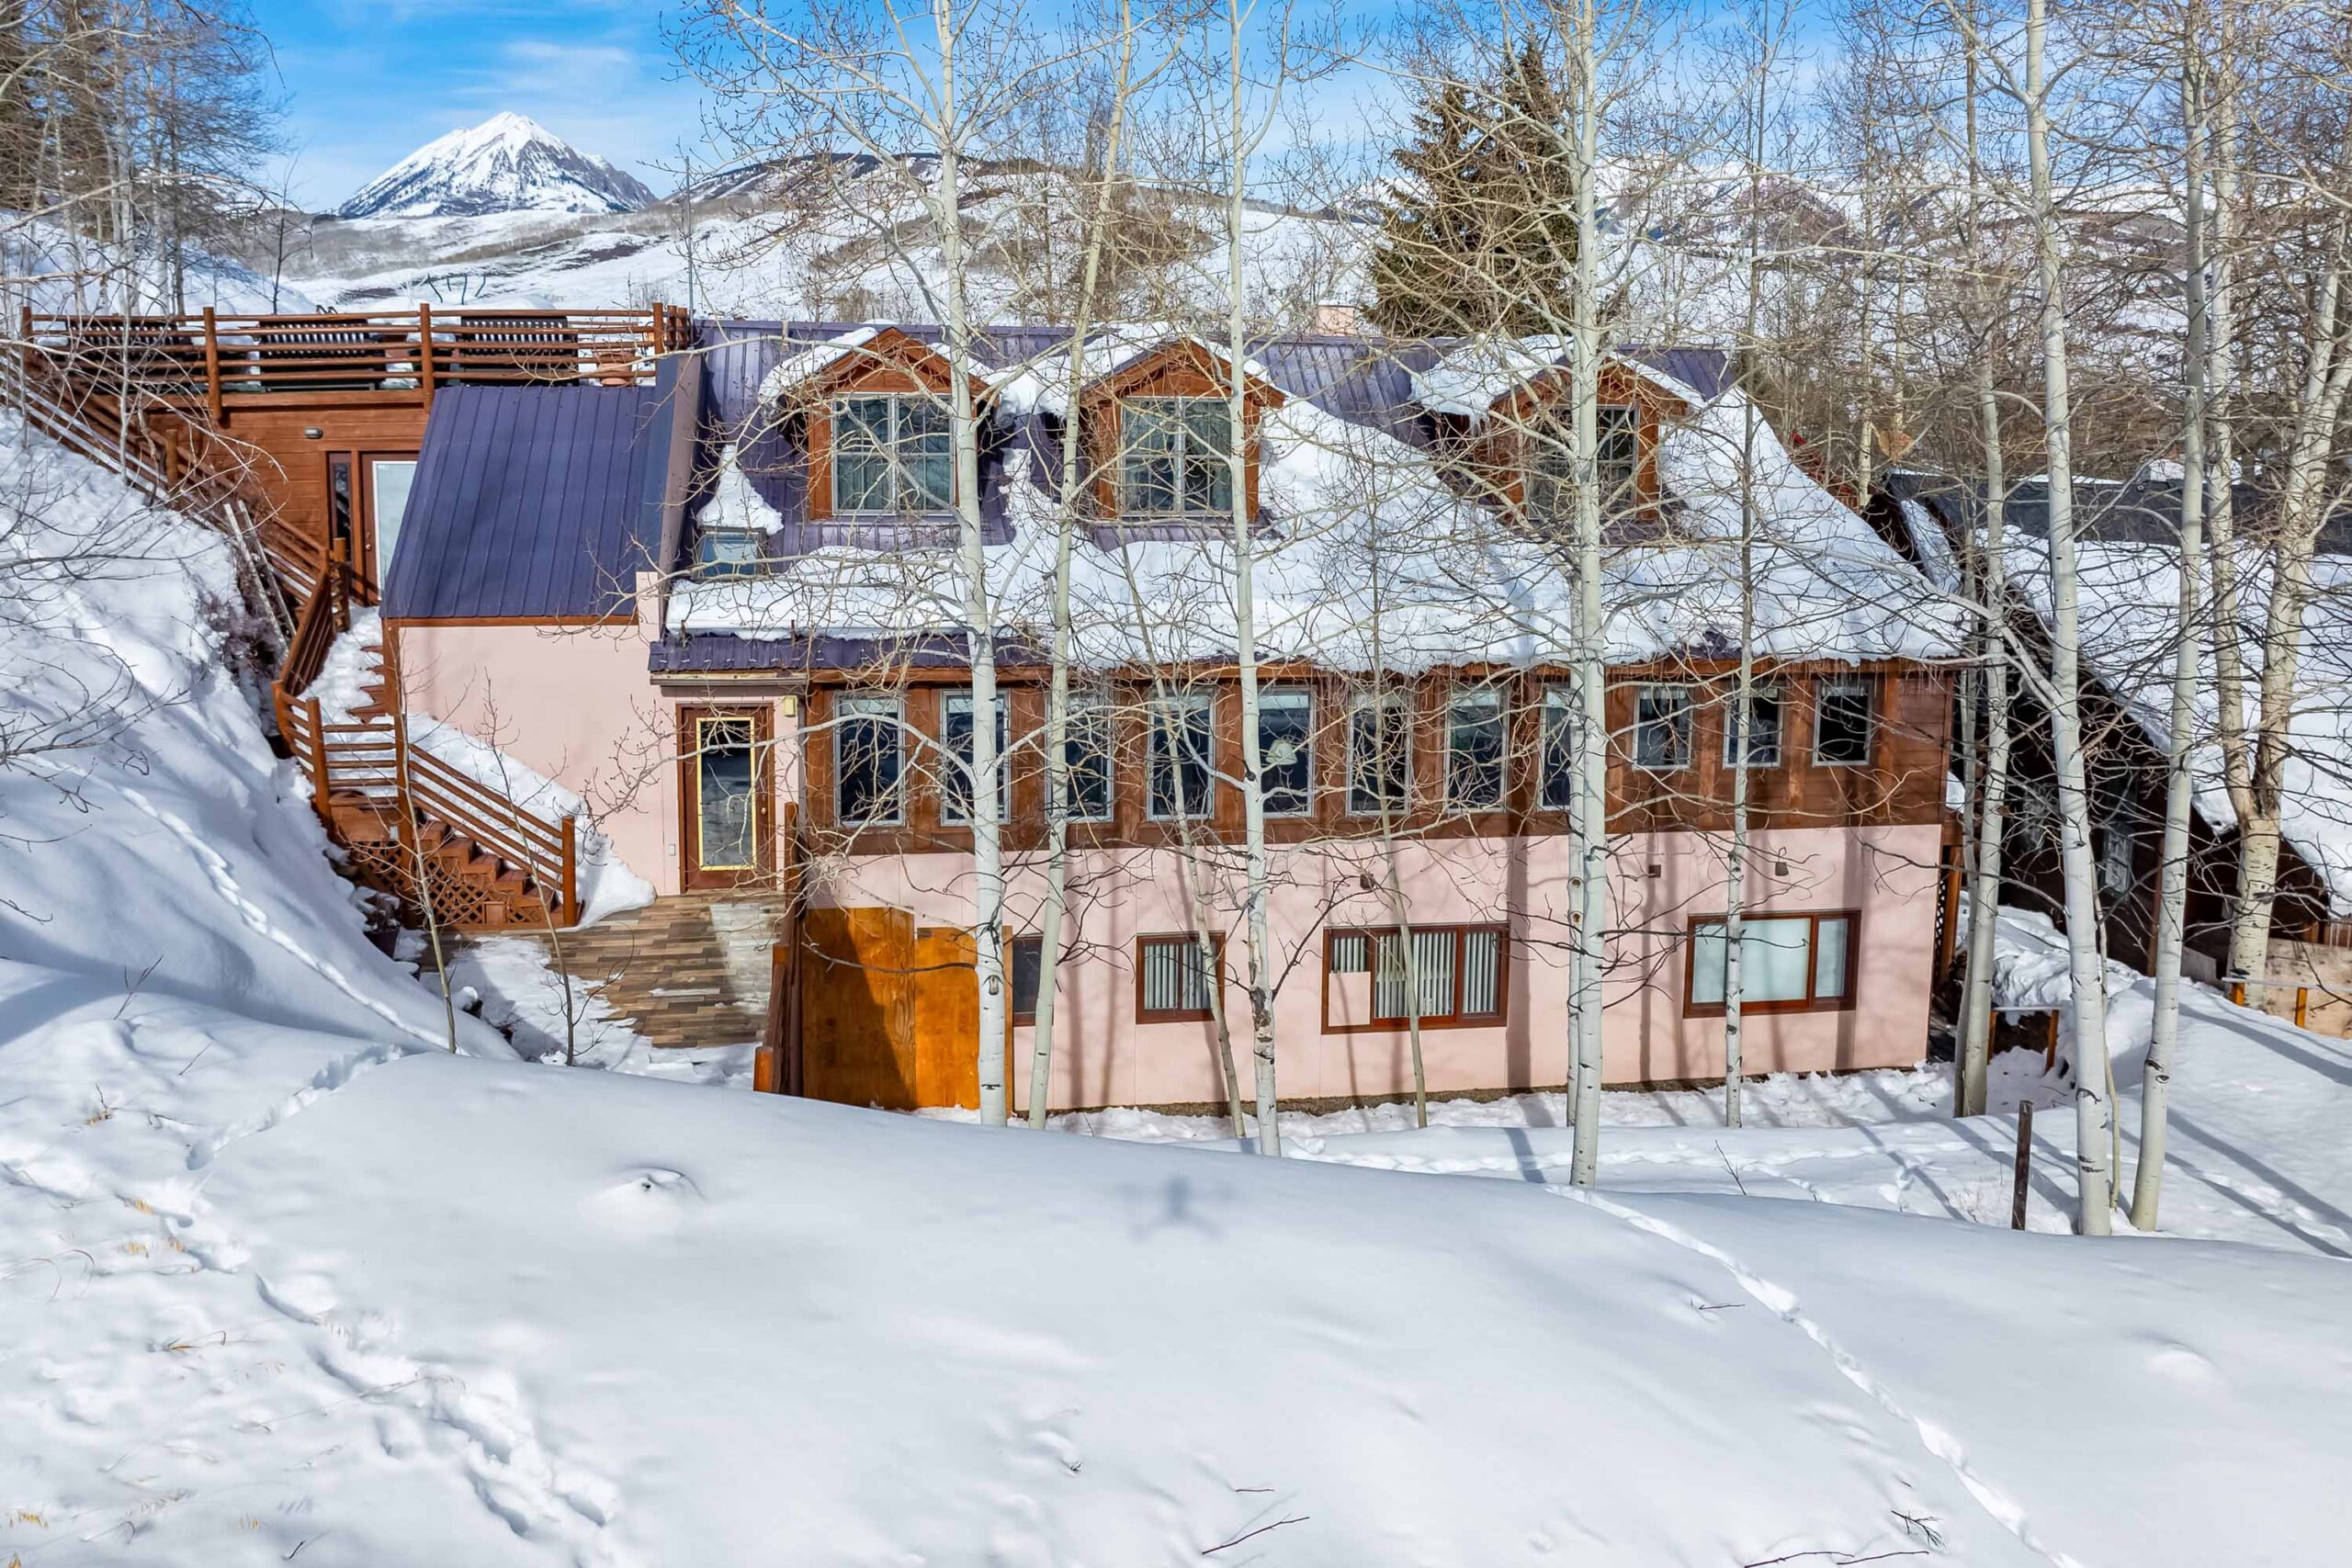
[829, 391, 954, 515]
[1256, 686, 1316, 818]
[1009, 932, 1045, 1025]
[1445, 686, 1509, 812]
[1538, 685, 1577, 810]
[1057, 692, 1117, 824]
[1681, 908, 1860, 1019]
[833, 693, 905, 828]
[1812, 676, 1877, 768]
[1345, 688, 1414, 818]
[1145, 692, 1216, 823]
[1118, 395, 1237, 518]
[1135, 931, 1227, 1023]
[1632, 682, 1694, 773]
[1721, 682, 1785, 769]
[939, 688, 1009, 827]
[1321, 923, 1511, 1034]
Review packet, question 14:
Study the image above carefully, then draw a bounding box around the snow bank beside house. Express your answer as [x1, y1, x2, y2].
[9, 968, 2352, 1564]
[0, 412, 491, 1050]
[304, 611, 654, 925]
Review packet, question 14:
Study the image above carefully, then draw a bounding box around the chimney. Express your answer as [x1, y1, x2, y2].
[1313, 300, 1362, 336]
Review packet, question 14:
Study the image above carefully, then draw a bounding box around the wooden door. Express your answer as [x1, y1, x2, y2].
[681, 705, 774, 890]
[796, 908, 979, 1111]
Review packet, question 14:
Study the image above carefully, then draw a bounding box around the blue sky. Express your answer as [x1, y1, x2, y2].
[253, 2, 707, 209]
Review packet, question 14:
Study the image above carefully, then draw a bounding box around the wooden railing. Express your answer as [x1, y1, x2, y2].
[270, 555, 579, 926]
[25, 304, 692, 411]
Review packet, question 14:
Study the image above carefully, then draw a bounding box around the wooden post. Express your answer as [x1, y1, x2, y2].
[201, 306, 221, 423]
[2296, 987, 2310, 1029]
[305, 697, 333, 822]
[2231, 979, 2246, 1007]
[1939, 840, 1963, 983]
[390, 712, 414, 840]
[559, 814, 578, 926]
[418, 302, 436, 410]
[2010, 1100, 2034, 1230]
[753, 1043, 782, 1093]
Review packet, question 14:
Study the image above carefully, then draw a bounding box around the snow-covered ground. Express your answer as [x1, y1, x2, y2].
[8, 411, 2352, 1562]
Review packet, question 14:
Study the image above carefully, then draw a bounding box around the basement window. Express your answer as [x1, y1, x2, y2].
[1685, 911, 1856, 1016]
[1137, 933, 1222, 1021]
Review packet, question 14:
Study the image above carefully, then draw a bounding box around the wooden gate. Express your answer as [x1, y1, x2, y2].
[796, 906, 978, 1111]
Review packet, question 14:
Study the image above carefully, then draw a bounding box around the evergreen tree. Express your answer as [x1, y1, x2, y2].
[1367, 41, 1580, 338]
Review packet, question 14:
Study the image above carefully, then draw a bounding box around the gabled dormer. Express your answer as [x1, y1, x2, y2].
[763, 327, 992, 521]
[1077, 337, 1286, 525]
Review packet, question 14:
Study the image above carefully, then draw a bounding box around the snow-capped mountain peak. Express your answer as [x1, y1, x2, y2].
[334, 112, 657, 220]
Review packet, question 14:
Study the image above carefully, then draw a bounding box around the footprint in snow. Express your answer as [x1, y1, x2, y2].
[583, 1167, 704, 1235]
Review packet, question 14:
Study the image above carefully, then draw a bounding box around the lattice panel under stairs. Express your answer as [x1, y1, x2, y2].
[342, 829, 545, 931]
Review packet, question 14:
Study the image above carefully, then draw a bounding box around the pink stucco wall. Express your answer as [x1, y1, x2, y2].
[830, 822, 1942, 1109]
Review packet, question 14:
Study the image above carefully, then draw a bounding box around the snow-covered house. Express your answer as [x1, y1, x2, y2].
[374, 321, 1963, 1111]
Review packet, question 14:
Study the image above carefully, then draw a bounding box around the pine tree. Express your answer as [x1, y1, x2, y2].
[1367, 41, 1579, 338]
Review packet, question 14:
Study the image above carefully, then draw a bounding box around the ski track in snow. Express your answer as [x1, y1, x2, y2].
[1562, 1187, 2090, 1568]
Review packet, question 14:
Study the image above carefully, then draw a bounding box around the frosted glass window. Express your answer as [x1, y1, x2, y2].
[1814, 916, 1851, 1001]
[1688, 913, 1855, 1012]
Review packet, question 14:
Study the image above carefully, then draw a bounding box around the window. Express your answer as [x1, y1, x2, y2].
[694, 716, 759, 872]
[834, 694, 903, 825]
[831, 394, 952, 513]
[1634, 684, 1692, 772]
[1723, 684, 1783, 768]
[1446, 688, 1506, 810]
[695, 527, 764, 579]
[1137, 932, 1222, 1021]
[1526, 404, 1639, 523]
[368, 456, 419, 578]
[940, 692, 1008, 825]
[1121, 397, 1235, 516]
[1257, 689, 1313, 816]
[1009, 933, 1045, 1023]
[1349, 691, 1412, 815]
[1540, 686, 1577, 810]
[2098, 798, 2135, 899]
[1325, 925, 1508, 1031]
[1057, 694, 1114, 823]
[1814, 678, 1875, 766]
[1148, 693, 1214, 821]
[1685, 911, 1856, 1016]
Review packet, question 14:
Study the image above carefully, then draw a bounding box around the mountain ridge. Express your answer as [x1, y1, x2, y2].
[336, 112, 657, 220]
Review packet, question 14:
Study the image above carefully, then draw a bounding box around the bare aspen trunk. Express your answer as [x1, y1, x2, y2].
[931, 3, 1010, 1124]
[2024, 0, 2115, 1233]
[2133, 47, 2214, 1230]
[1566, 0, 1609, 1187]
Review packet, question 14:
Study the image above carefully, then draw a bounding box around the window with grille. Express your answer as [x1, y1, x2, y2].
[1136, 933, 1222, 1021]
[1724, 684, 1783, 768]
[1148, 693, 1214, 820]
[1447, 688, 1506, 809]
[940, 691, 1008, 825]
[1258, 689, 1313, 815]
[1324, 925, 1508, 1031]
[1685, 911, 1856, 1016]
[1526, 404, 1639, 522]
[1121, 397, 1235, 515]
[1634, 684, 1692, 772]
[1540, 686, 1577, 810]
[1348, 692, 1412, 814]
[834, 694, 903, 825]
[831, 394, 953, 513]
[1814, 678, 1874, 766]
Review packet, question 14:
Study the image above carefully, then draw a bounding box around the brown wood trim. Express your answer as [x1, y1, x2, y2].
[1680, 907, 1861, 1018]
[1134, 931, 1226, 1024]
[1320, 923, 1511, 1034]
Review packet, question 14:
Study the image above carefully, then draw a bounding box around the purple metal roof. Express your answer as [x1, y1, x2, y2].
[382, 365, 686, 621]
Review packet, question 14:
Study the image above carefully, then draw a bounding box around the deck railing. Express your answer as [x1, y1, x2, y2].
[24, 304, 691, 412]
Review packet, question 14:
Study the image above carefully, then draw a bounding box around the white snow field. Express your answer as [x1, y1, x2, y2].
[7, 413, 2352, 1564]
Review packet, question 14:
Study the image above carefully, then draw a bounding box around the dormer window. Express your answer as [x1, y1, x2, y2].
[1526, 404, 1639, 522]
[832, 393, 952, 514]
[1121, 397, 1234, 516]
[695, 526, 765, 579]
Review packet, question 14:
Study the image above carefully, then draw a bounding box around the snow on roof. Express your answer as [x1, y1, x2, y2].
[668, 388, 1961, 670]
[697, 445, 786, 535]
[989, 325, 1277, 419]
[1409, 335, 1719, 421]
[753, 325, 889, 402]
[2009, 539, 2352, 918]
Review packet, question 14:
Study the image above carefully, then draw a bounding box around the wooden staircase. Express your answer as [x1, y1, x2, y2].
[7, 327, 578, 932]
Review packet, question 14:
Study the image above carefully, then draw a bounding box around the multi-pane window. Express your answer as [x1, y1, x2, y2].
[695, 527, 763, 578]
[1447, 688, 1507, 810]
[1540, 686, 1577, 810]
[1686, 911, 1855, 1015]
[1349, 691, 1412, 815]
[1633, 683, 1693, 772]
[1527, 404, 1640, 522]
[831, 394, 953, 513]
[1256, 690, 1313, 815]
[1056, 694, 1114, 823]
[1723, 684, 1783, 768]
[1121, 397, 1235, 516]
[835, 694, 903, 825]
[1009, 933, 1045, 1023]
[1814, 677, 1875, 766]
[1325, 925, 1508, 1029]
[1137, 932, 1221, 1020]
[1148, 692, 1214, 820]
[940, 691, 1008, 825]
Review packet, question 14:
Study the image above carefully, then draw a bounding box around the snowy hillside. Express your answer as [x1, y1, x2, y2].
[335, 112, 658, 220]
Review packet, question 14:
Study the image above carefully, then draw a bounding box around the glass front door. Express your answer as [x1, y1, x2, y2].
[693, 715, 761, 877]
